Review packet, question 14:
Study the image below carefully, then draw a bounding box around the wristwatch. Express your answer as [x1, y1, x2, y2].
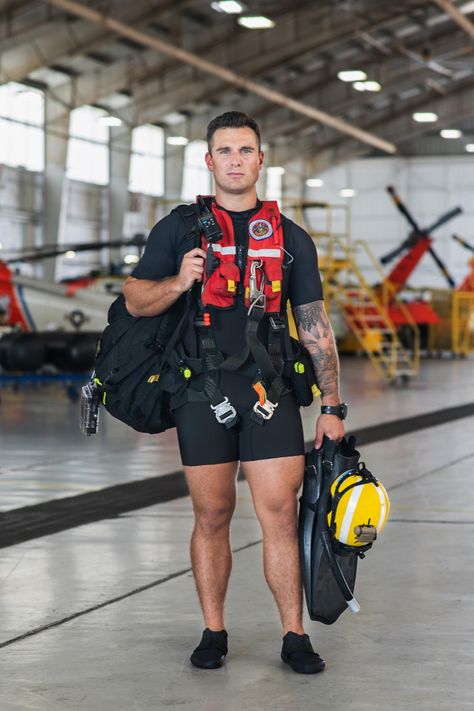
[320, 403, 348, 420]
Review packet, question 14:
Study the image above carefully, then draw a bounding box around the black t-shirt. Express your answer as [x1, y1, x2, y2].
[132, 202, 323, 357]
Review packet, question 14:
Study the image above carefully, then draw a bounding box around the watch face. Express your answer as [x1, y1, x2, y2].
[340, 403, 348, 419]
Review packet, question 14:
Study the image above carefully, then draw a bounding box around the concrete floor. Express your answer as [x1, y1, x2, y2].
[0, 357, 473, 710]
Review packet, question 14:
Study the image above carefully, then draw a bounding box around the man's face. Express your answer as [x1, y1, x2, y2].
[205, 127, 264, 195]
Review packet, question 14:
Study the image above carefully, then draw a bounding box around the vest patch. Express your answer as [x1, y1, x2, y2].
[249, 218, 273, 241]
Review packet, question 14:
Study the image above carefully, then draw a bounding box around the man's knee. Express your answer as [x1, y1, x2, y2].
[256, 498, 298, 535]
[194, 502, 235, 536]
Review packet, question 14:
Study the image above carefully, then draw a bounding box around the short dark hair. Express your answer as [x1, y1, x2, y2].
[206, 111, 261, 151]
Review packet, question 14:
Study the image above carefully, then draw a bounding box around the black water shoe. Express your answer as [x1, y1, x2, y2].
[281, 631, 325, 674]
[190, 628, 228, 669]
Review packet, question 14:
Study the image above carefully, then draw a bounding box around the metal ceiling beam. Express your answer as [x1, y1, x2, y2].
[109, 5, 416, 133]
[0, 0, 186, 84]
[431, 0, 474, 40]
[300, 76, 474, 173]
[43, 0, 397, 154]
[258, 31, 468, 145]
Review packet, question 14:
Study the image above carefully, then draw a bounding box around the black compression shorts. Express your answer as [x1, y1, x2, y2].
[174, 377, 305, 466]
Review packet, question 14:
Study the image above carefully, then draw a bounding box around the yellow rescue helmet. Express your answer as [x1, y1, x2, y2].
[328, 465, 390, 548]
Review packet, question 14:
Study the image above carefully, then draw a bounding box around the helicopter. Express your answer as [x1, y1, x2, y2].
[0, 235, 145, 373]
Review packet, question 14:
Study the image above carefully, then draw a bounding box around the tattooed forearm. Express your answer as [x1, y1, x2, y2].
[293, 300, 341, 403]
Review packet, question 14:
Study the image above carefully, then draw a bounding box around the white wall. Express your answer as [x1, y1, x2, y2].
[304, 156, 474, 289]
[55, 180, 108, 281]
[0, 164, 42, 259]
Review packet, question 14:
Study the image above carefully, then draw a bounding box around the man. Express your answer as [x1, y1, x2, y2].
[124, 111, 345, 674]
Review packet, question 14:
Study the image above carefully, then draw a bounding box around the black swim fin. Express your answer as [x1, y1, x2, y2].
[299, 436, 361, 624]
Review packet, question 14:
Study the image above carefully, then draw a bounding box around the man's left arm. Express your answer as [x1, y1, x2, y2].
[292, 299, 345, 448]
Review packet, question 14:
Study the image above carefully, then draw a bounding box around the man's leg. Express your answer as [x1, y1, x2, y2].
[242, 455, 305, 635]
[184, 461, 238, 631]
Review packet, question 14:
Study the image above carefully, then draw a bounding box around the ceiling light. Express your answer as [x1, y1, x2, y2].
[440, 129, 462, 139]
[413, 112, 438, 123]
[99, 115, 122, 126]
[465, 144, 474, 152]
[123, 254, 140, 265]
[306, 178, 324, 187]
[238, 15, 275, 29]
[163, 111, 186, 125]
[211, 0, 244, 13]
[353, 80, 381, 92]
[267, 166, 285, 175]
[167, 136, 189, 146]
[65, 250, 76, 258]
[337, 70, 367, 83]
[340, 188, 356, 198]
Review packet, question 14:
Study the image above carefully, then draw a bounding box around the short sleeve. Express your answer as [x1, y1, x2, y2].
[131, 212, 181, 280]
[284, 218, 324, 307]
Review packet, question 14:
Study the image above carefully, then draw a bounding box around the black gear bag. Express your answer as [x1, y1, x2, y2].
[91, 292, 194, 434]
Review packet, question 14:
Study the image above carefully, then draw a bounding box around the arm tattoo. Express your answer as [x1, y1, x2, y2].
[293, 300, 340, 401]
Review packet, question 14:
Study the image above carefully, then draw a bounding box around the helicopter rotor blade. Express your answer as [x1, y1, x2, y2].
[428, 246, 456, 288]
[424, 207, 462, 234]
[452, 234, 474, 254]
[386, 185, 421, 233]
[5, 235, 146, 264]
[380, 238, 413, 265]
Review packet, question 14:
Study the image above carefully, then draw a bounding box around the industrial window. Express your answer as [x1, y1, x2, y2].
[181, 140, 212, 200]
[0, 82, 45, 172]
[265, 167, 283, 201]
[129, 125, 165, 196]
[66, 105, 109, 185]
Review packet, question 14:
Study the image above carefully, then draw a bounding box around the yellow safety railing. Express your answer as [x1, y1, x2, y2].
[452, 292, 474, 355]
[321, 236, 420, 382]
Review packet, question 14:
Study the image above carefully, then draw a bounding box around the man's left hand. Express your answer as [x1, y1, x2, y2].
[315, 414, 345, 449]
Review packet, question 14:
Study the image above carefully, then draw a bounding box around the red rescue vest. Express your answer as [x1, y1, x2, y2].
[200, 199, 284, 314]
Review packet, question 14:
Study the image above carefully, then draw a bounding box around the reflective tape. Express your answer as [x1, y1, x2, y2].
[247, 248, 280, 257]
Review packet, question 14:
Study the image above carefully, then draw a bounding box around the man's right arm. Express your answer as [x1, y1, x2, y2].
[123, 247, 206, 317]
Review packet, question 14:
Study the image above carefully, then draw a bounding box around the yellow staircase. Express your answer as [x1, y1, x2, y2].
[322, 237, 420, 384]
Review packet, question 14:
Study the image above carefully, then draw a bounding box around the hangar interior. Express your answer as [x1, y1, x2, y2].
[0, 0, 473, 709]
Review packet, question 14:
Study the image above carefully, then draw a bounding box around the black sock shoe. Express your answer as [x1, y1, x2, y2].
[190, 628, 228, 669]
[281, 631, 325, 674]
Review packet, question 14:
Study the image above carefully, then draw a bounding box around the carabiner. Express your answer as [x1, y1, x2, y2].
[249, 259, 264, 301]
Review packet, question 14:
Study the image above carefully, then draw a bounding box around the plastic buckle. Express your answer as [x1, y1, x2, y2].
[269, 316, 285, 331]
[210, 396, 238, 426]
[252, 398, 278, 421]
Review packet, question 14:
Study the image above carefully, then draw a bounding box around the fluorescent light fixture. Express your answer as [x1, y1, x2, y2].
[340, 188, 356, 198]
[167, 136, 189, 146]
[337, 70, 367, 83]
[99, 115, 122, 127]
[353, 80, 381, 92]
[413, 112, 438, 123]
[440, 129, 462, 139]
[65, 250, 76, 258]
[460, 1, 474, 13]
[465, 144, 474, 152]
[267, 166, 285, 175]
[211, 0, 244, 13]
[123, 254, 140, 265]
[306, 178, 324, 187]
[163, 111, 186, 125]
[238, 15, 275, 29]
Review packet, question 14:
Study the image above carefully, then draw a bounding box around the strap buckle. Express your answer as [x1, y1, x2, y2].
[210, 396, 238, 426]
[252, 398, 278, 421]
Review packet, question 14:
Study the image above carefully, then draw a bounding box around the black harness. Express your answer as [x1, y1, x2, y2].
[170, 200, 296, 428]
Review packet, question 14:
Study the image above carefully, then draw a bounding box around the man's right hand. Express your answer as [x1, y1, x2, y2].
[176, 248, 207, 291]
